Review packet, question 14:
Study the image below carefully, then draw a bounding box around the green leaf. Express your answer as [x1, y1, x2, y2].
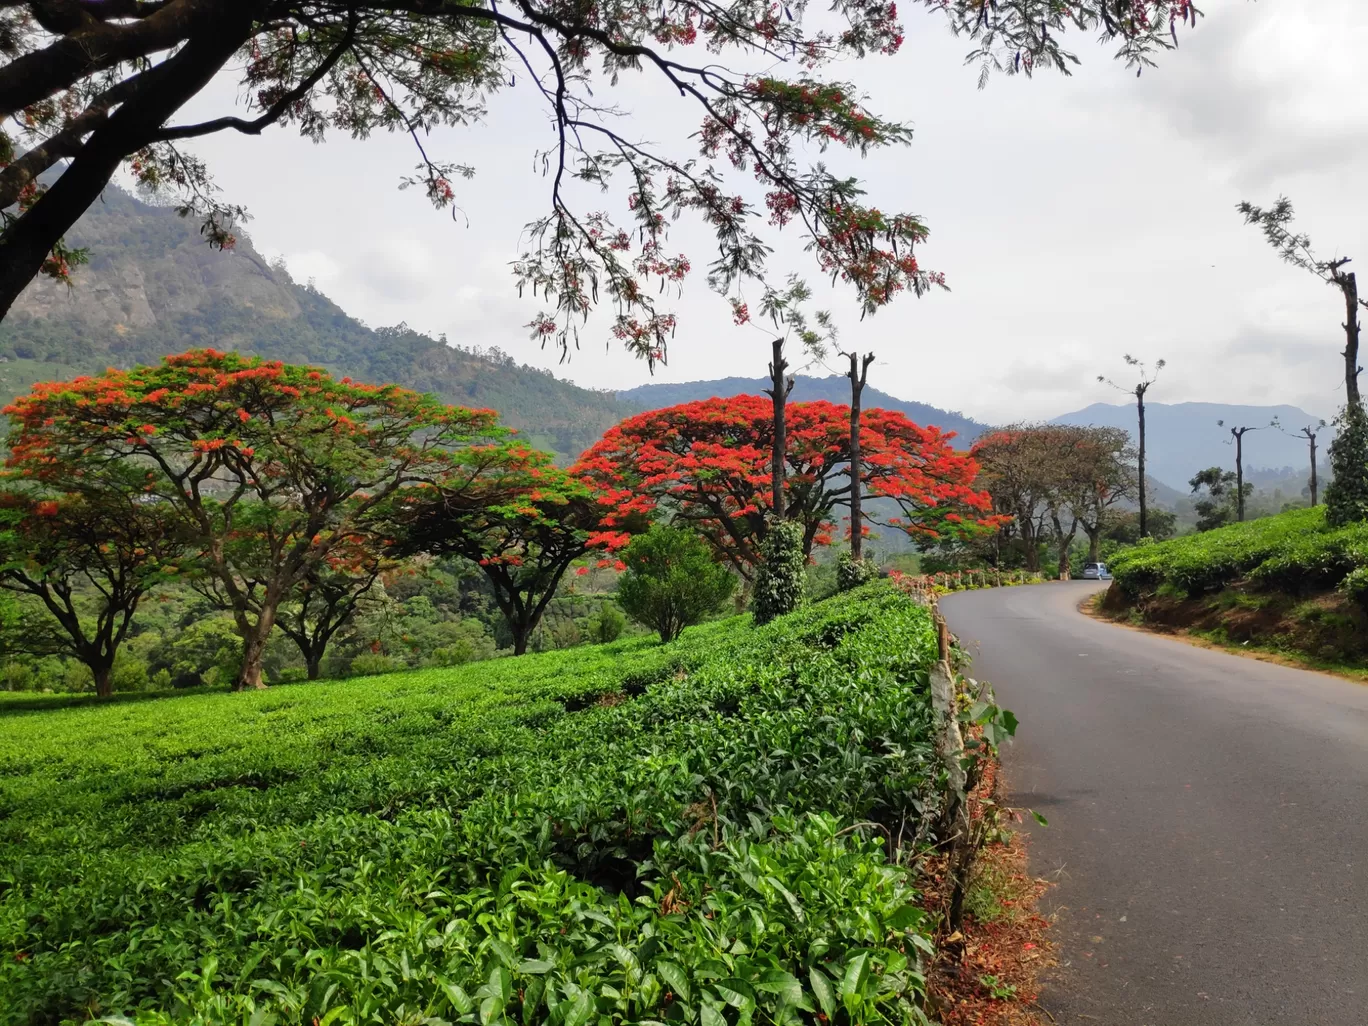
[809, 969, 836, 1019]
[1031, 809, 1049, 827]
[754, 970, 805, 1007]
[840, 953, 869, 1007]
[655, 960, 691, 1002]
[699, 1003, 726, 1026]
[441, 981, 475, 1015]
[715, 978, 756, 1009]
[518, 959, 555, 975]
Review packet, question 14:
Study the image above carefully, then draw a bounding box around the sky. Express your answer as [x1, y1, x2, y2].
[170, 0, 1368, 424]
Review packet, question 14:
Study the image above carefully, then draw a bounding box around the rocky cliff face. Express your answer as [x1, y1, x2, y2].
[12, 188, 301, 331]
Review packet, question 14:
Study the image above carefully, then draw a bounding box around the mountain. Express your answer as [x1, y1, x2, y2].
[1051, 401, 1332, 493]
[2, 184, 635, 460]
[617, 375, 988, 446]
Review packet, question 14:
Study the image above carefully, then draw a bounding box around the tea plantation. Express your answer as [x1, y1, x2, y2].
[0, 583, 963, 1026]
[1108, 506, 1368, 600]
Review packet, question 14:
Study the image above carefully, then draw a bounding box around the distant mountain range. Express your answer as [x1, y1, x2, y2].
[617, 376, 989, 446]
[1050, 401, 1332, 494]
[3, 184, 635, 460]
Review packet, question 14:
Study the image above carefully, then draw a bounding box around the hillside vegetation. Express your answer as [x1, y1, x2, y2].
[4, 185, 633, 460]
[1103, 508, 1368, 668]
[0, 584, 999, 1026]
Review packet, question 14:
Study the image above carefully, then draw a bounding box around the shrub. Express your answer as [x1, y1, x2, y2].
[616, 524, 737, 642]
[1326, 402, 1368, 527]
[753, 518, 806, 625]
[588, 603, 626, 643]
[349, 651, 404, 676]
[836, 552, 879, 592]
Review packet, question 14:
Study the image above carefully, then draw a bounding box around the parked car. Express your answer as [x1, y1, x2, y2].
[1081, 562, 1112, 580]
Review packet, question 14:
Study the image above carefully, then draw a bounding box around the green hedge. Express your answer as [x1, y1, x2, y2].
[0, 583, 960, 1026]
[1108, 507, 1368, 599]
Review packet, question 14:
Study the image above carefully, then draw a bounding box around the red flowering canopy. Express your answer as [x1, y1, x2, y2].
[3, 349, 503, 689]
[575, 396, 998, 573]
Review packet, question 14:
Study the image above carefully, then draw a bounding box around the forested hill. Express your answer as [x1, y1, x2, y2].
[2, 185, 634, 460]
[617, 375, 988, 446]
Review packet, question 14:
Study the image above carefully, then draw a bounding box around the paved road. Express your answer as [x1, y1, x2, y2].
[940, 582, 1368, 1026]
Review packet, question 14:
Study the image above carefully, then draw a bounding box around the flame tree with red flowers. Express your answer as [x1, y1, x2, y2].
[0, 479, 190, 697]
[2, 349, 503, 690]
[0, 0, 1203, 355]
[387, 442, 641, 655]
[576, 396, 998, 577]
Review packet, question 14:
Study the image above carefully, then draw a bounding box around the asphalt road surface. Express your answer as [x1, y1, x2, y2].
[940, 582, 1368, 1026]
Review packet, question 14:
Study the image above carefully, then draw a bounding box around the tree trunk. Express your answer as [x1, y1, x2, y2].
[1340, 269, 1361, 408]
[766, 338, 790, 519]
[233, 607, 276, 691]
[1235, 431, 1245, 522]
[306, 653, 322, 681]
[1086, 527, 1102, 563]
[92, 661, 114, 699]
[847, 352, 873, 561]
[1309, 434, 1319, 506]
[1137, 390, 1148, 538]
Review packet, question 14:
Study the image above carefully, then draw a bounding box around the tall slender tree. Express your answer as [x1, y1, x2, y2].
[1274, 417, 1326, 506]
[1217, 421, 1260, 522]
[1099, 355, 1164, 537]
[845, 350, 877, 561]
[1239, 199, 1365, 408]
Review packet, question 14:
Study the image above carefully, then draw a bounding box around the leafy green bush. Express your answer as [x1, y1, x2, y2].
[1109, 506, 1368, 598]
[587, 602, 626, 643]
[1326, 403, 1368, 527]
[753, 518, 806, 625]
[616, 524, 737, 642]
[0, 583, 972, 1026]
[836, 552, 880, 592]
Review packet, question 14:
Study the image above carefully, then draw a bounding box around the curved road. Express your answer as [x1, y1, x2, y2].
[940, 582, 1367, 1026]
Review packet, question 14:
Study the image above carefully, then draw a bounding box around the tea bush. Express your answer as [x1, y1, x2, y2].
[1108, 507, 1368, 599]
[0, 583, 961, 1026]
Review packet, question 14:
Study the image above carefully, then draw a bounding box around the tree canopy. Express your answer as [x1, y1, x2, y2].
[2, 348, 503, 688]
[1, 0, 1203, 356]
[575, 394, 995, 574]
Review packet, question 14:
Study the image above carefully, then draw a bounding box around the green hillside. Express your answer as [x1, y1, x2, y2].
[2, 185, 634, 459]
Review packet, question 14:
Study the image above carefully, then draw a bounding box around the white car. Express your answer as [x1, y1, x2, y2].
[1081, 562, 1112, 580]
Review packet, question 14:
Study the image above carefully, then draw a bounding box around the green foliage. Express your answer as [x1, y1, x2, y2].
[1189, 466, 1250, 532]
[753, 519, 807, 625]
[615, 525, 736, 642]
[1108, 506, 1368, 599]
[1325, 403, 1368, 527]
[587, 602, 626, 644]
[0, 584, 966, 1026]
[836, 552, 879, 592]
[1342, 566, 1368, 609]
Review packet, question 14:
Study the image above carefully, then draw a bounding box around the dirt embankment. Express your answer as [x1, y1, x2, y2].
[1096, 580, 1368, 678]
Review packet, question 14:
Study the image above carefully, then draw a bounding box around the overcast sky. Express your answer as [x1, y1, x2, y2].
[171, 0, 1368, 423]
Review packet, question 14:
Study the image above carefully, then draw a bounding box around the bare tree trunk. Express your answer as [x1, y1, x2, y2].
[1235, 431, 1245, 522]
[1340, 269, 1361, 408]
[306, 653, 322, 680]
[233, 607, 276, 691]
[846, 352, 873, 560]
[92, 662, 114, 699]
[1309, 433, 1319, 506]
[765, 338, 791, 518]
[1086, 527, 1102, 563]
[1137, 390, 1148, 538]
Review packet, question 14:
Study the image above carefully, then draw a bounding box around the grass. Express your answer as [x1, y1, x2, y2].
[0, 583, 977, 1026]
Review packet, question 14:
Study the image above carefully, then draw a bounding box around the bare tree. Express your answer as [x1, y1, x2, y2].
[1217, 420, 1264, 522]
[1274, 417, 1327, 506]
[1099, 355, 1165, 538]
[844, 350, 876, 561]
[1239, 198, 1366, 408]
